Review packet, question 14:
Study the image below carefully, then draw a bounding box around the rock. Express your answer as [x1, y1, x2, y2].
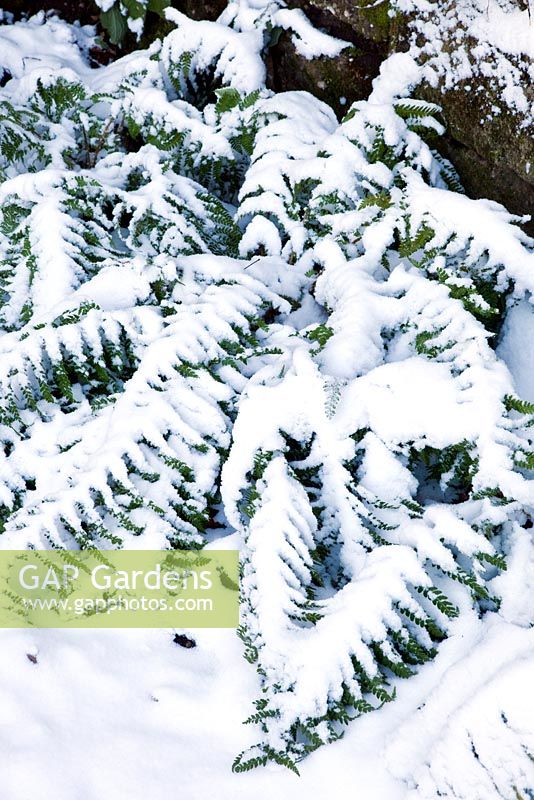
[171, 0, 226, 21]
[0, 0, 98, 23]
[419, 80, 534, 233]
[266, 35, 382, 116]
[173, 633, 197, 648]
[266, 0, 389, 113]
[267, 0, 534, 232]
[286, 0, 391, 45]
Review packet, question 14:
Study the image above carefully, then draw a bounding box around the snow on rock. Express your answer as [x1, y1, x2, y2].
[399, 0, 534, 125]
[221, 0, 349, 60]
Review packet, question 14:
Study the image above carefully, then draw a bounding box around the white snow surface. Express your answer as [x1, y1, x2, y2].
[0, 12, 93, 82]
[0, 542, 532, 799]
[498, 298, 534, 402]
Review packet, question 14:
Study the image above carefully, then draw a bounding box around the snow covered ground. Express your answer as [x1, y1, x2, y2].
[1, 521, 533, 800]
[0, 579, 532, 799]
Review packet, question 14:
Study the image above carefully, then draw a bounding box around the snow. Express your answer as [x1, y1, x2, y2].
[221, 0, 348, 60]
[0, 626, 376, 799]
[386, 618, 534, 800]
[163, 10, 267, 95]
[403, 171, 534, 296]
[497, 298, 534, 401]
[274, 7, 349, 60]
[337, 357, 478, 447]
[0, 571, 532, 799]
[0, 4, 533, 797]
[0, 13, 92, 83]
[70, 264, 152, 311]
[368, 53, 422, 105]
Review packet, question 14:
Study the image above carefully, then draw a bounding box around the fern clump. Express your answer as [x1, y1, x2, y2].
[0, 7, 533, 782]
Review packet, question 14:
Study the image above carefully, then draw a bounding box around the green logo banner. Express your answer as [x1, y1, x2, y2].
[0, 550, 239, 628]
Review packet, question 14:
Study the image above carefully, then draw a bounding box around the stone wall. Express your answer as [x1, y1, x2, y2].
[267, 0, 534, 233]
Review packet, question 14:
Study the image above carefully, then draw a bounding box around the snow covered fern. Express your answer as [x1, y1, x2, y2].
[225, 52, 534, 773]
[0, 8, 533, 783]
